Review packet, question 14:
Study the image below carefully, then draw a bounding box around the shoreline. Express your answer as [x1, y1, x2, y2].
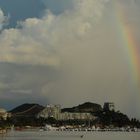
[11, 127, 140, 133]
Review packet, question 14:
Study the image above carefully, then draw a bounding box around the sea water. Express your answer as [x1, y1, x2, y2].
[0, 131, 140, 140]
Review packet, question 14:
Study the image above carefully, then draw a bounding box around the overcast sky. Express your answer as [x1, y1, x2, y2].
[0, 0, 140, 119]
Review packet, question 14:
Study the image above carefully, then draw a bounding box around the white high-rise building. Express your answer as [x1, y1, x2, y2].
[103, 102, 115, 111]
[37, 104, 96, 121]
[37, 104, 61, 120]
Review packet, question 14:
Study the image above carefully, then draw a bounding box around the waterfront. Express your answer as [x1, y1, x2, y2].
[0, 131, 140, 140]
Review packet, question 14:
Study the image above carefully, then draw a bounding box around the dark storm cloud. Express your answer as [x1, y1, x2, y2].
[0, 62, 59, 108]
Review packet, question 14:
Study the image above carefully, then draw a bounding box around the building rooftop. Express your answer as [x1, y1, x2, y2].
[0, 108, 7, 113]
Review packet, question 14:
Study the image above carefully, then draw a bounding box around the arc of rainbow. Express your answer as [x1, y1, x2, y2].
[113, 2, 140, 86]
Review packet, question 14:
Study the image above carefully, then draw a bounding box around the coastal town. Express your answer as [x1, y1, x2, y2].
[0, 102, 140, 134]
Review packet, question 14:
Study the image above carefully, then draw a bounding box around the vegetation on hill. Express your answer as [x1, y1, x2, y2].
[96, 110, 130, 127]
[10, 103, 44, 116]
[62, 102, 102, 113]
[7, 103, 45, 126]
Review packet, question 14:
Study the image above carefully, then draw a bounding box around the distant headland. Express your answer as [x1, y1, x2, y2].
[0, 102, 140, 131]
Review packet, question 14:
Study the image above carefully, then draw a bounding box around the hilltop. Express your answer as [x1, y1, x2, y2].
[62, 102, 102, 113]
[10, 103, 45, 117]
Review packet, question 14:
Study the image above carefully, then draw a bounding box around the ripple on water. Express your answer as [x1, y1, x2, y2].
[0, 131, 140, 140]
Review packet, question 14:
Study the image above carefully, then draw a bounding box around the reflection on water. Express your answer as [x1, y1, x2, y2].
[0, 131, 140, 140]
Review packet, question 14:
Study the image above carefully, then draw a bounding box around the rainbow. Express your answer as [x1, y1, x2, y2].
[114, 2, 140, 87]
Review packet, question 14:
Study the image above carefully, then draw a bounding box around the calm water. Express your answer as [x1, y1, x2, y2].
[0, 131, 140, 140]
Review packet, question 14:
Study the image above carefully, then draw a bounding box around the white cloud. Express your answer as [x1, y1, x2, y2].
[0, 9, 5, 30]
[0, 0, 140, 118]
[0, 8, 9, 30]
[0, 0, 109, 66]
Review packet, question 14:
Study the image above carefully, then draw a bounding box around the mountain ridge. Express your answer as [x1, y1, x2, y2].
[10, 103, 45, 116]
[62, 102, 102, 113]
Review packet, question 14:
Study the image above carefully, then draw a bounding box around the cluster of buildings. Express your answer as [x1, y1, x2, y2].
[0, 102, 115, 121]
[103, 102, 115, 111]
[37, 104, 96, 121]
[37, 103, 115, 121]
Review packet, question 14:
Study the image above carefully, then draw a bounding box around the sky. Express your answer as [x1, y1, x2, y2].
[0, 0, 140, 119]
